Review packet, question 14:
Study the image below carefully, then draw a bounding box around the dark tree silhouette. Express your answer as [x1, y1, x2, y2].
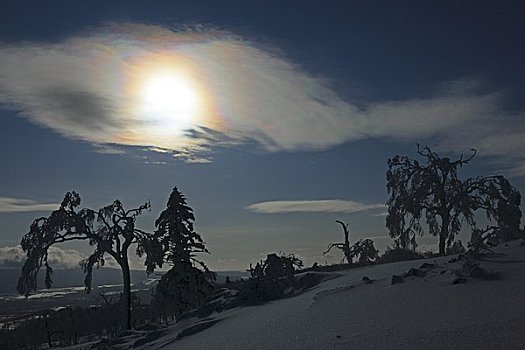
[262, 253, 303, 284]
[17, 191, 152, 330]
[468, 226, 500, 257]
[150, 187, 213, 319]
[323, 221, 378, 264]
[386, 145, 521, 255]
[242, 253, 303, 302]
[144, 187, 209, 272]
[350, 239, 379, 264]
[323, 220, 352, 263]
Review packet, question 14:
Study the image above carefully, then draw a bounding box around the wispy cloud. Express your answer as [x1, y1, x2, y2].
[144, 160, 167, 165]
[505, 163, 525, 178]
[436, 114, 525, 177]
[0, 24, 523, 172]
[92, 144, 126, 155]
[246, 199, 385, 214]
[0, 197, 59, 213]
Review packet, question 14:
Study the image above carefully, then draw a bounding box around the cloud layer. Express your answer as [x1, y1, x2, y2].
[246, 199, 385, 214]
[0, 23, 522, 172]
[0, 197, 59, 213]
[0, 245, 85, 269]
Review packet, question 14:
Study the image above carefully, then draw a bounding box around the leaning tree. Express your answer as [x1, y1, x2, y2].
[386, 145, 522, 255]
[18, 191, 155, 330]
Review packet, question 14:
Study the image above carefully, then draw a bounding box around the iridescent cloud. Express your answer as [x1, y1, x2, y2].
[0, 23, 519, 167]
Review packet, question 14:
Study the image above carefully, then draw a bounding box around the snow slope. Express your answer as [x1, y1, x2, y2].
[78, 241, 525, 349]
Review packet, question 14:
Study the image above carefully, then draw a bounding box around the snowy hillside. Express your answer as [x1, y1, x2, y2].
[67, 241, 525, 350]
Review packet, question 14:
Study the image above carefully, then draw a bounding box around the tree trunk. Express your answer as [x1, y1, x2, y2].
[336, 221, 352, 263]
[45, 315, 53, 348]
[121, 259, 132, 330]
[439, 234, 446, 256]
[343, 232, 351, 264]
[67, 305, 78, 345]
[439, 215, 450, 255]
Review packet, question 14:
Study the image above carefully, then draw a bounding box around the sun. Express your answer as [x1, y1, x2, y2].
[141, 72, 200, 134]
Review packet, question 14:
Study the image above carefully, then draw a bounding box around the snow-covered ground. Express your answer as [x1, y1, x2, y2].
[65, 241, 525, 349]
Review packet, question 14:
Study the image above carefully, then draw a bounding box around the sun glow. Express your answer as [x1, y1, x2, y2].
[140, 71, 200, 135]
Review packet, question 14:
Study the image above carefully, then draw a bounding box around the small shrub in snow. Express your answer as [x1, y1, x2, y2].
[240, 253, 303, 303]
[379, 247, 424, 264]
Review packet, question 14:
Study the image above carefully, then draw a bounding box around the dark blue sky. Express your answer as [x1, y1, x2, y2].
[0, 1, 524, 269]
[3, 1, 525, 97]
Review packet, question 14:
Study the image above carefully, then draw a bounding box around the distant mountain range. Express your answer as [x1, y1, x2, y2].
[0, 268, 249, 295]
[0, 267, 147, 295]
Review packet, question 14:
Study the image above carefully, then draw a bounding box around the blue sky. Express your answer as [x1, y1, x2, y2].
[0, 1, 524, 270]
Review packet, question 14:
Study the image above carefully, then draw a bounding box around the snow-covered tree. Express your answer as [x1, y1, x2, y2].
[17, 191, 152, 330]
[150, 187, 213, 318]
[350, 239, 379, 264]
[143, 187, 209, 271]
[386, 145, 521, 255]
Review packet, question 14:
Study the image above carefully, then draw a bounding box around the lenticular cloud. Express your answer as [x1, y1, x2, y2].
[0, 23, 508, 161]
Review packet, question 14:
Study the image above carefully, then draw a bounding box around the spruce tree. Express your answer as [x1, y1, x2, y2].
[150, 187, 213, 319]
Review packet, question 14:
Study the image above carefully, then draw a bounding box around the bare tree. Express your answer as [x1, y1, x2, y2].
[17, 191, 152, 330]
[386, 145, 521, 255]
[324, 220, 352, 263]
